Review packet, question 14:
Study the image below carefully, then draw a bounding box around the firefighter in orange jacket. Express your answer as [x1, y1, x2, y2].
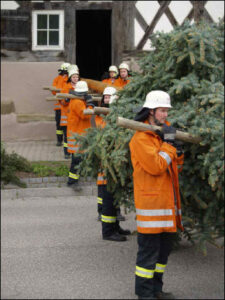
[67, 81, 95, 188]
[115, 62, 131, 87]
[95, 87, 131, 242]
[102, 65, 119, 86]
[52, 62, 70, 146]
[129, 91, 184, 299]
[59, 65, 80, 159]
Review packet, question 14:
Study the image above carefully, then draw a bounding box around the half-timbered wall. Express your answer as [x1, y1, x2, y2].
[1, 1, 224, 65]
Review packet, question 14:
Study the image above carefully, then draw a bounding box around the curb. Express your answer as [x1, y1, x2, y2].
[2, 176, 96, 189]
[1, 185, 97, 200]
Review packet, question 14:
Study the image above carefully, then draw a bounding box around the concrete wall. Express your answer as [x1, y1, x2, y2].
[1, 62, 63, 142]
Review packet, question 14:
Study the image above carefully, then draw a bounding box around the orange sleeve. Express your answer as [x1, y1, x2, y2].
[130, 132, 177, 176]
[52, 76, 60, 95]
[72, 100, 93, 121]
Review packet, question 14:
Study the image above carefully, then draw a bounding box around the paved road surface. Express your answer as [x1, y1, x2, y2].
[1, 189, 224, 299]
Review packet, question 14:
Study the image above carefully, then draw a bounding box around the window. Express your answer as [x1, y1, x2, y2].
[32, 10, 64, 50]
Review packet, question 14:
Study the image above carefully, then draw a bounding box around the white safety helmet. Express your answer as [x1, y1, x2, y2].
[109, 65, 118, 75]
[119, 62, 130, 71]
[68, 67, 79, 78]
[103, 87, 117, 96]
[75, 81, 88, 93]
[103, 87, 117, 104]
[143, 90, 172, 109]
[68, 64, 79, 72]
[60, 62, 71, 71]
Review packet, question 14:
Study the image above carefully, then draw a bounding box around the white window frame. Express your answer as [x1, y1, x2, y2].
[32, 10, 64, 51]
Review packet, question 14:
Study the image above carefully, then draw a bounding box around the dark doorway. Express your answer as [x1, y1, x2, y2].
[76, 10, 111, 80]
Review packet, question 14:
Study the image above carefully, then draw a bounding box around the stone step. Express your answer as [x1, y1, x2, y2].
[1, 185, 97, 200]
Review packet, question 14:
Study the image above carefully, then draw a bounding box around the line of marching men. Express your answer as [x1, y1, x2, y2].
[51, 62, 132, 242]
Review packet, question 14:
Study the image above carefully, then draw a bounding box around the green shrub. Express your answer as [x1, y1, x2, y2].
[1, 142, 32, 187]
[74, 20, 224, 254]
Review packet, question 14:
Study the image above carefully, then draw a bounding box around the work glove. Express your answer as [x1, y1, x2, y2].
[85, 95, 95, 108]
[162, 124, 176, 145]
[173, 141, 184, 157]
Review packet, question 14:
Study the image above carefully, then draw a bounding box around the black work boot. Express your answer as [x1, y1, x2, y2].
[103, 232, 127, 242]
[155, 291, 175, 299]
[117, 226, 131, 235]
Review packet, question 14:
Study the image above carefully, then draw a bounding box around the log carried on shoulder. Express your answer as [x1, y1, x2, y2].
[43, 77, 120, 94]
[117, 117, 202, 144]
[56, 93, 102, 102]
[81, 78, 122, 93]
[43, 86, 61, 92]
[83, 107, 110, 115]
[46, 96, 61, 101]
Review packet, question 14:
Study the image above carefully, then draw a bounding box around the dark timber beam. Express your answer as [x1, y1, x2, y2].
[136, 1, 171, 50]
[158, 1, 178, 27]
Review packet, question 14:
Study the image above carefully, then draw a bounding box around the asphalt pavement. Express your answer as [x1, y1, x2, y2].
[1, 187, 224, 299]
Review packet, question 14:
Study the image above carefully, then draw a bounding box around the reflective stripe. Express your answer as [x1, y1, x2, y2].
[155, 263, 166, 273]
[67, 146, 79, 151]
[60, 121, 67, 124]
[159, 151, 171, 165]
[64, 143, 68, 147]
[101, 215, 116, 223]
[97, 197, 103, 204]
[135, 266, 154, 279]
[69, 172, 80, 180]
[61, 116, 67, 119]
[97, 176, 105, 181]
[137, 220, 174, 228]
[136, 209, 172, 216]
[164, 133, 175, 140]
[56, 130, 63, 135]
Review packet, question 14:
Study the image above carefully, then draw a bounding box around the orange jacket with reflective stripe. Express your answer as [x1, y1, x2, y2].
[114, 76, 130, 88]
[52, 75, 68, 111]
[129, 121, 184, 234]
[67, 97, 93, 153]
[59, 82, 74, 127]
[95, 115, 107, 185]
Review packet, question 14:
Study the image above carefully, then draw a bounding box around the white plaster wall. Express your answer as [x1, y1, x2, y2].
[135, 1, 224, 50]
[1, 61, 63, 115]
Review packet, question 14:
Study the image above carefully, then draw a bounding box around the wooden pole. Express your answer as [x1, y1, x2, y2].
[83, 109, 95, 115]
[117, 117, 202, 144]
[43, 86, 61, 92]
[56, 93, 102, 102]
[83, 107, 110, 115]
[43, 77, 120, 94]
[46, 96, 61, 101]
[56, 93, 79, 99]
[81, 78, 122, 93]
